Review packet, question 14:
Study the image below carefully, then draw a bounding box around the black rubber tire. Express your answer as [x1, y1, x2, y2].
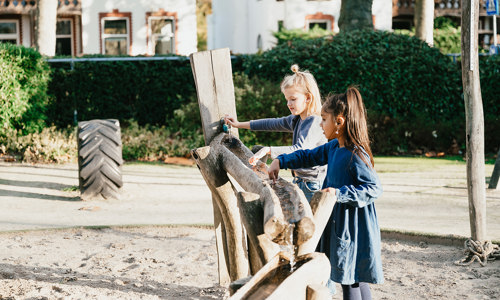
[78, 119, 123, 200]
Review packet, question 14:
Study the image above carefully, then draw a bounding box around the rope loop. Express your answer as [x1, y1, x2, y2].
[454, 238, 500, 267]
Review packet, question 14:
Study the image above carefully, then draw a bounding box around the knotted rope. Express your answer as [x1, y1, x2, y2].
[454, 238, 500, 267]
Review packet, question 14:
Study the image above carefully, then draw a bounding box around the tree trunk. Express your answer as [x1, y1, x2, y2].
[339, 0, 373, 32]
[414, 0, 434, 46]
[35, 0, 58, 56]
[461, 0, 487, 241]
[488, 148, 500, 189]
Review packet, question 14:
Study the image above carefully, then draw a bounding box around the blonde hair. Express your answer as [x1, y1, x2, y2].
[280, 64, 322, 116]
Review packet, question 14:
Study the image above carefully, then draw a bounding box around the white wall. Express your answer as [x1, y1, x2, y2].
[209, 0, 392, 54]
[82, 0, 197, 56]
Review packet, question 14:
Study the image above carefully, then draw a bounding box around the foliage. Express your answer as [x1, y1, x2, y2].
[434, 16, 458, 29]
[273, 26, 333, 46]
[0, 126, 77, 163]
[232, 73, 291, 147]
[433, 26, 461, 54]
[0, 43, 51, 134]
[46, 57, 197, 128]
[242, 30, 467, 154]
[161, 72, 291, 149]
[121, 120, 204, 161]
[479, 54, 500, 153]
[394, 25, 461, 54]
[196, 0, 212, 51]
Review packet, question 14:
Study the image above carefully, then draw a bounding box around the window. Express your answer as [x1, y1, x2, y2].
[308, 21, 328, 30]
[101, 18, 129, 55]
[56, 19, 73, 56]
[0, 20, 19, 44]
[149, 17, 175, 54]
[305, 13, 334, 31]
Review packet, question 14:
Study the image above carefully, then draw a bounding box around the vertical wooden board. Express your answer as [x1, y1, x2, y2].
[211, 48, 239, 138]
[190, 51, 220, 145]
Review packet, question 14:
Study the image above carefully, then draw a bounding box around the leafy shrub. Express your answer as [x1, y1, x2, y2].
[394, 17, 461, 55]
[0, 44, 51, 134]
[0, 126, 77, 163]
[121, 120, 204, 161]
[242, 30, 466, 154]
[433, 26, 461, 54]
[273, 26, 333, 46]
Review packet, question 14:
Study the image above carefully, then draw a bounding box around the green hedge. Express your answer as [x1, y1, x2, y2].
[47, 57, 198, 127]
[0, 43, 51, 134]
[479, 54, 500, 152]
[42, 30, 499, 156]
[241, 30, 499, 154]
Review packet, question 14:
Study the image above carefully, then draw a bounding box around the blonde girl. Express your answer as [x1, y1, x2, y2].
[268, 86, 383, 299]
[225, 64, 327, 201]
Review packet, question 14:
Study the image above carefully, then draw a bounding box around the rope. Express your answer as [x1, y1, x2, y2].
[454, 238, 500, 267]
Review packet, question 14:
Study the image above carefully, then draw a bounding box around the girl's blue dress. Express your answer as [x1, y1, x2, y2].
[277, 139, 384, 285]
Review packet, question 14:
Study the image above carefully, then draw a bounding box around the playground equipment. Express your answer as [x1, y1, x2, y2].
[190, 48, 335, 299]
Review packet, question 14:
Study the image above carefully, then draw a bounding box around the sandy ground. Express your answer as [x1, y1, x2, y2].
[0, 161, 499, 299]
[0, 226, 499, 300]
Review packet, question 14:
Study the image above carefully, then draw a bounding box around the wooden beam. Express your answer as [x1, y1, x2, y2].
[461, 0, 487, 241]
[191, 146, 249, 282]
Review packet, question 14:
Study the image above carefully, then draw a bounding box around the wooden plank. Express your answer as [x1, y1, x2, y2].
[211, 48, 239, 138]
[190, 48, 238, 144]
[488, 148, 500, 189]
[190, 50, 220, 145]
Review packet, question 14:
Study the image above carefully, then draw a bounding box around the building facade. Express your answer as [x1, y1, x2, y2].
[393, 0, 499, 49]
[207, 0, 393, 54]
[0, 0, 197, 56]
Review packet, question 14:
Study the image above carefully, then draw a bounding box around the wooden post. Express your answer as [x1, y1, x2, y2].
[461, 0, 487, 241]
[488, 148, 500, 189]
[191, 146, 249, 281]
[190, 48, 239, 285]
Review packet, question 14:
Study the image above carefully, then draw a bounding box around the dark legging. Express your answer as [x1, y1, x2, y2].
[341, 282, 372, 300]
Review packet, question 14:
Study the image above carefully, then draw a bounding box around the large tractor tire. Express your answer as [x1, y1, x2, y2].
[78, 119, 123, 201]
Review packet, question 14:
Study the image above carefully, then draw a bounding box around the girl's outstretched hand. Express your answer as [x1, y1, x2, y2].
[224, 114, 240, 128]
[224, 114, 251, 129]
[268, 159, 281, 183]
[249, 146, 271, 166]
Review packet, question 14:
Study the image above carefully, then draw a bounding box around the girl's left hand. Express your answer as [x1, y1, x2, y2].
[268, 159, 281, 183]
[322, 187, 336, 193]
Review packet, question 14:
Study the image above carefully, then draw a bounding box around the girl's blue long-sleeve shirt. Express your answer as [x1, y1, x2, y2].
[277, 139, 384, 285]
[250, 115, 327, 182]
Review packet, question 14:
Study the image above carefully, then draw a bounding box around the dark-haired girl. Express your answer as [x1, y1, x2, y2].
[268, 86, 383, 300]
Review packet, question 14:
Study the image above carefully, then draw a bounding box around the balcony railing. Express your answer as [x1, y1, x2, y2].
[0, 0, 80, 14]
[393, 0, 490, 17]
